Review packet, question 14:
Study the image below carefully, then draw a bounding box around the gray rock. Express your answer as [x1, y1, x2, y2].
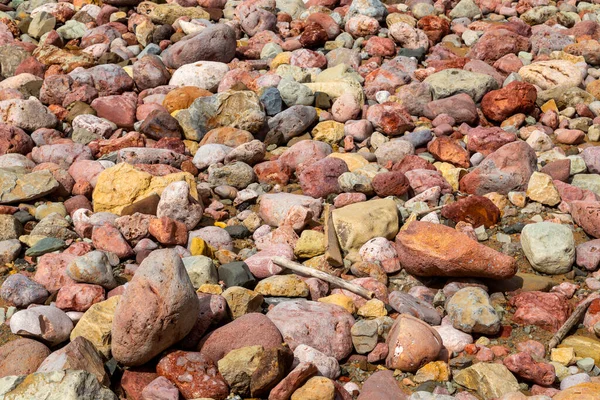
[0, 274, 49, 308]
[156, 181, 203, 230]
[29, 213, 78, 241]
[0, 169, 59, 204]
[351, 319, 378, 354]
[278, 79, 314, 107]
[10, 306, 74, 346]
[183, 255, 218, 289]
[25, 237, 66, 257]
[66, 251, 118, 289]
[0, 215, 22, 241]
[449, 0, 481, 18]
[0, 98, 57, 131]
[374, 139, 415, 165]
[208, 161, 256, 190]
[388, 291, 441, 325]
[260, 87, 283, 117]
[293, 344, 340, 379]
[265, 105, 318, 145]
[520, 222, 575, 274]
[446, 287, 500, 335]
[0, 239, 21, 264]
[424, 68, 498, 102]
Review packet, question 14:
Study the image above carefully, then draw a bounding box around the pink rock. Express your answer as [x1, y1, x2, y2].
[278, 140, 332, 172]
[33, 253, 78, 293]
[298, 157, 348, 199]
[576, 239, 600, 271]
[141, 376, 179, 400]
[516, 340, 546, 359]
[244, 243, 294, 278]
[266, 300, 355, 361]
[405, 169, 453, 195]
[332, 93, 361, 123]
[290, 49, 327, 68]
[364, 37, 396, 57]
[367, 342, 388, 363]
[333, 192, 367, 208]
[433, 319, 473, 354]
[258, 192, 322, 227]
[503, 351, 556, 386]
[0, 338, 51, 378]
[466, 126, 517, 156]
[357, 370, 410, 400]
[55, 283, 105, 312]
[332, 277, 389, 308]
[91, 93, 137, 129]
[423, 93, 479, 125]
[31, 143, 93, 168]
[509, 291, 571, 332]
[386, 314, 443, 372]
[570, 201, 600, 239]
[92, 223, 134, 259]
[359, 237, 401, 273]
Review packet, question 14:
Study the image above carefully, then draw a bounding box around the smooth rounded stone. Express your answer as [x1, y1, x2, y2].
[200, 313, 283, 362]
[357, 370, 411, 400]
[69, 295, 120, 359]
[0, 338, 51, 378]
[446, 287, 500, 335]
[374, 139, 415, 165]
[386, 314, 443, 372]
[388, 291, 441, 325]
[10, 306, 74, 346]
[66, 250, 117, 289]
[560, 373, 592, 390]
[455, 363, 520, 400]
[192, 144, 233, 170]
[156, 181, 203, 231]
[266, 300, 355, 361]
[188, 226, 233, 251]
[182, 256, 218, 288]
[0, 273, 49, 308]
[0, 370, 117, 399]
[111, 249, 199, 366]
[581, 146, 600, 174]
[169, 61, 229, 92]
[396, 221, 517, 279]
[519, 60, 584, 90]
[424, 69, 498, 102]
[520, 222, 575, 275]
[255, 275, 310, 298]
[433, 319, 473, 354]
[554, 382, 600, 400]
[293, 344, 340, 379]
[358, 237, 401, 273]
[265, 105, 318, 145]
[576, 239, 600, 271]
[0, 98, 57, 131]
[162, 24, 237, 69]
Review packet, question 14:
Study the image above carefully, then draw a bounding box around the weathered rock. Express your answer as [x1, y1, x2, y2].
[386, 314, 443, 372]
[454, 363, 520, 400]
[520, 222, 575, 275]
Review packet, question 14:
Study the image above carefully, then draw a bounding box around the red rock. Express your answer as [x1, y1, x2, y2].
[467, 29, 531, 63]
[366, 102, 415, 136]
[503, 352, 556, 386]
[540, 159, 571, 182]
[55, 283, 105, 312]
[367, 342, 388, 363]
[199, 313, 283, 362]
[465, 126, 517, 156]
[570, 201, 600, 239]
[481, 81, 537, 122]
[305, 13, 341, 40]
[64, 195, 93, 216]
[460, 141, 537, 195]
[509, 291, 571, 332]
[392, 154, 436, 174]
[148, 216, 188, 246]
[345, 15, 379, 38]
[423, 93, 479, 125]
[92, 223, 134, 259]
[516, 340, 546, 359]
[33, 253, 77, 293]
[0, 338, 51, 378]
[576, 239, 600, 271]
[427, 136, 470, 168]
[371, 171, 410, 197]
[363, 60, 412, 101]
[157, 351, 229, 400]
[417, 15, 451, 44]
[268, 362, 318, 400]
[90, 93, 137, 129]
[441, 195, 500, 228]
[555, 129, 585, 145]
[333, 192, 367, 208]
[363, 37, 396, 57]
[395, 221, 517, 279]
[279, 140, 332, 172]
[0, 123, 34, 155]
[298, 157, 348, 199]
[356, 370, 410, 400]
[404, 169, 453, 195]
[493, 53, 524, 75]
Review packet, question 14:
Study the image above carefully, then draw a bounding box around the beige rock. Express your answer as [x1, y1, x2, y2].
[294, 230, 326, 259]
[92, 163, 197, 215]
[550, 347, 575, 366]
[70, 295, 120, 359]
[254, 275, 310, 298]
[553, 382, 600, 400]
[454, 363, 520, 400]
[519, 61, 584, 90]
[558, 336, 600, 364]
[291, 376, 335, 400]
[331, 198, 399, 254]
[526, 172, 561, 206]
[328, 153, 369, 172]
[304, 80, 365, 106]
[222, 286, 264, 319]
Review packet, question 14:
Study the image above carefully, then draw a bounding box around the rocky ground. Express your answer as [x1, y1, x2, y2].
[1, 0, 600, 399]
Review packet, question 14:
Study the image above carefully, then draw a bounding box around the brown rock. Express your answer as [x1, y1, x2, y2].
[371, 171, 410, 197]
[148, 216, 188, 246]
[395, 221, 517, 279]
[163, 86, 212, 113]
[481, 81, 537, 122]
[441, 195, 501, 228]
[268, 362, 318, 400]
[0, 338, 51, 378]
[540, 159, 571, 182]
[427, 136, 470, 168]
[386, 314, 443, 372]
[91, 223, 134, 259]
[121, 369, 158, 400]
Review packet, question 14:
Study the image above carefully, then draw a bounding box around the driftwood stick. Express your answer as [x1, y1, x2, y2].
[416, 205, 444, 217]
[548, 293, 600, 350]
[272, 256, 375, 300]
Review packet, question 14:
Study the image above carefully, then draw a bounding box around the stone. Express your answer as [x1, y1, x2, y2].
[388, 291, 441, 325]
[357, 370, 410, 400]
[441, 195, 500, 228]
[481, 81, 537, 122]
[255, 275, 310, 298]
[169, 61, 229, 92]
[454, 363, 520, 400]
[424, 69, 498, 102]
[111, 249, 199, 366]
[10, 306, 74, 346]
[510, 291, 571, 332]
[526, 172, 561, 206]
[140, 377, 179, 400]
[0, 339, 51, 378]
[0, 274, 49, 308]
[395, 221, 517, 279]
[183, 256, 218, 289]
[162, 24, 236, 68]
[386, 314, 443, 372]
[446, 287, 501, 335]
[70, 295, 120, 359]
[55, 284, 104, 312]
[66, 251, 117, 289]
[221, 286, 263, 319]
[558, 336, 600, 365]
[553, 382, 600, 400]
[519, 61, 584, 90]
[291, 376, 335, 400]
[267, 300, 355, 360]
[503, 351, 556, 386]
[520, 222, 575, 275]
[0, 98, 57, 131]
[0, 169, 59, 204]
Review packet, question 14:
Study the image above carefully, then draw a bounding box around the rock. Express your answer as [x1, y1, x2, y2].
[519, 61, 584, 90]
[558, 336, 600, 365]
[70, 295, 120, 359]
[221, 286, 263, 319]
[66, 251, 117, 289]
[446, 287, 500, 335]
[293, 344, 340, 379]
[331, 198, 399, 254]
[156, 351, 229, 400]
[357, 370, 411, 400]
[0, 98, 57, 131]
[503, 352, 556, 386]
[520, 222, 575, 275]
[0, 169, 59, 204]
[255, 275, 310, 297]
[509, 291, 571, 332]
[526, 172, 561, 206]
[0, 370, 117, 399]
[267, 300, 355, 360]
[395, 221, 517, 279]
[481, 81, 537, 122]
[454, 363, 520, 400]
[111, 249, 199, 366]
[140, 377, 179, 400]
[169, 61, 229, 92]
[291, 376, 335, 400]
[433, 320, 473, 354]
[10, 306, 74, 346]
[424, 69, 498, 102]
[0, 339, 51, 378]
[441, 195, 500, 228]
[570, 201, 600, 239]
[386, 314, 443, 372]
[553, 382, 600, 400]
[366, 102, 415, 136]
[0, 274, 49, 307]
[269, 362, 318, 400]
[388, 291, 441, 325]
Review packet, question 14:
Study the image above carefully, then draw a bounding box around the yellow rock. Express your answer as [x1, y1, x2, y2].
[189, 237, 216, 258]
[526, 172, 561, 206]
[454, 363, 519, 400]
[414, 361, 450, 383]
[198, 284, 223, 295]
[312, 120, 345, 146]
[587, 79, 600, 100]
[357, 299, 387, 318]
[435, 162, 467, 192]
[92, 163, 197, 215]
[553, 382, 600, 400]
[70, 295, 120, 359]
[304, 80, 365, 106]
[401, 212, 418, 230]
[541, 99, 558, 113]
[559, 336, 600, 365]
[549, 50, 586, 64]
[271, 52, 292, 70]
[294, 230, 326, 259]
[507, 191, 526, 208]
[255, 275, 310, 298]
[318, 294, 356, 314]
[214, 221, 227, 228]
[387, 13, 417, 27]
[222, 286, 263, 319]
[328, 153, 369, 172]
[550, 347, 575, 366]
[291, 377, 335, 400]
[183, 140, 199, 156]
[483, 192, 509, 216]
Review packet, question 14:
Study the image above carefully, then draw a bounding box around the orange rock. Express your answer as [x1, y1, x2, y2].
[427, 136, 470, 168]
[148, 216, 188, 246]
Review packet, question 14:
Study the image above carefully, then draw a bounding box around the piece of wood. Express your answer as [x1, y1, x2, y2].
[272, 256, 375, 300]
[548, 293, 600, 351]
